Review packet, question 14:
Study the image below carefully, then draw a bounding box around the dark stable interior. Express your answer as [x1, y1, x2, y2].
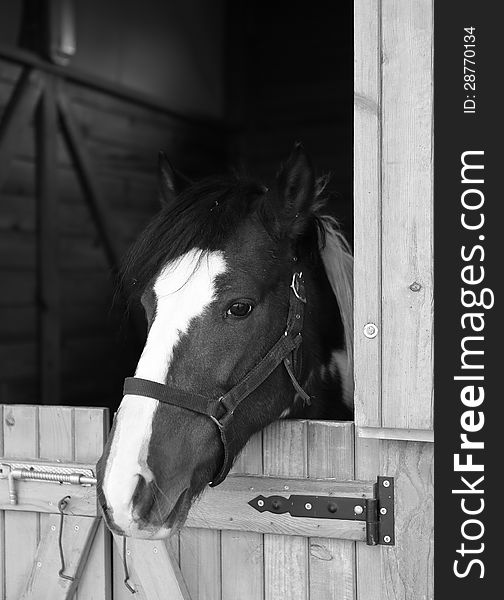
[0, 0, 353, 410]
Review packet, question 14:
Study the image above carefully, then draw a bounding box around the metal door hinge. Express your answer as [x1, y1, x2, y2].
[249, 475, 395, 546]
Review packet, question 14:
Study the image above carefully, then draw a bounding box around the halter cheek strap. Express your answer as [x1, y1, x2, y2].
[123, 270, 310, 487]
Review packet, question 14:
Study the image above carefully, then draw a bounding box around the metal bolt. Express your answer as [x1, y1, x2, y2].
[51, 525, 56, 531]
[284, 485, 289, 491]
[382, 479, 390, 488]
[257, 499, 264, 507]
[305, 503, 312, 510]
[327, 503, 338, 513]
[153, 547, 158, 554]
[363, 323, 378, 339]
[383, 535, 391, 543]
[380, 507, 388, 515]
[74, 525, 79, 531]
[409, 281, 422, 292]
[37, 562, 42, 568]
[354, 505, 364, 515]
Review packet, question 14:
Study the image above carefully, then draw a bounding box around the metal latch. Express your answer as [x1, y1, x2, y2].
[249, 476, 395, 546]
[0, 462, 96, 505]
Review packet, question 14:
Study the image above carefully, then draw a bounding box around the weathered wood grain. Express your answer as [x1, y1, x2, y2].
[357, 426, 434, 443]
[355, 437, 434, 600]
[221, 433, 264, 600]
[180, 527, 221, 600]
[20, 513, 100, 600]
[2, 405, 39, 599]
[354, 0, 382, 428]
[307, 421, 356, 600]
[74, 407, 111, 600]
[263, 420, 308, 600]
[380, 0, 434, 429]
[112, 535, 191, 600]
[187, 474, 370, 540]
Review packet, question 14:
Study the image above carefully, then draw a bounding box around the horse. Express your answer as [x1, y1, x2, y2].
[96, 144, 353, 539]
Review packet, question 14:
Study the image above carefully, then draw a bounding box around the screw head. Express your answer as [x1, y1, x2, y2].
[383, 535, 391, 543]
[51, 525, 56, 531]
[409, 281, 422, 292]
[37, 562, 42, 568]
[257, 499, 264, 507]
[327, 502, 338, 513]
[305, 502, 312, 510]
[74, 525, 79, 531]
[363, 323, 378, 339]
[380, 507, 388, 515]
[382, 479, 390, 488]
[354, 505, 364, 515]
[153, 547, 158, 554]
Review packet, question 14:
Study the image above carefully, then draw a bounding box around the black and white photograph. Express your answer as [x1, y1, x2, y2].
[0, 1, 500, 598]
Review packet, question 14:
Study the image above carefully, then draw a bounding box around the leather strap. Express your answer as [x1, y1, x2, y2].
[122, 270, 310, 486]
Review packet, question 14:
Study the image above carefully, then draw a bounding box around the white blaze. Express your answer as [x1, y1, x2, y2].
[103, 249, 227, 533]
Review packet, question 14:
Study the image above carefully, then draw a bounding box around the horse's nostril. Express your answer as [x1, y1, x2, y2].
[131, 474, 155, 522]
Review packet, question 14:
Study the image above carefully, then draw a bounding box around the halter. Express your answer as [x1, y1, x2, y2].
[123, 269, 311, 487]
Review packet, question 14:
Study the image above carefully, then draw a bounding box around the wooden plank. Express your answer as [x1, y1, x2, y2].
[74, 407, 111, 600]
[113, 535, 191, 600]
[180, 527, 221, 600]
[307, 421, 356, 600]
[355, 437, 434, 600]
[381, 0, 434, 429]
[2, 405, 39, 599]
[221, 433, 263, 600]
[0, 68, 43, 190]
[354, 437, 381, 600]
[35, 76, 61, 404]
[20, 513, 100, 600]
[37, 406, 73, 551]
[112, 538, 135, 600]
[263, 420, 308, 600]
[353, 0, 382, 428]
[357, 426, 434, 443]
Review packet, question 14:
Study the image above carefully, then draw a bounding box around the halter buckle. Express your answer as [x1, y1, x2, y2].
[290, 272, 307, 303]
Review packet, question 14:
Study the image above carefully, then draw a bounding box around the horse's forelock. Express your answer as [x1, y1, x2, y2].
[119, 176, 269, 302]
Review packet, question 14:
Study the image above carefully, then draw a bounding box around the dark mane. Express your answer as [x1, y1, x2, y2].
[121, 176, 270, 300]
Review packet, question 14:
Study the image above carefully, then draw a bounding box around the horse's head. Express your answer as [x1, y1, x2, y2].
[97, 145, 353, 539]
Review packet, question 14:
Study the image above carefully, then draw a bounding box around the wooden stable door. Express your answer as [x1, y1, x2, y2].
[353, 0, 434, 597]
[0, 404, 429, 600]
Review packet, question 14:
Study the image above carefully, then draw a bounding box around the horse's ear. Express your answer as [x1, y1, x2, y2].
[276, 143, 316, 237]
[158, 151, 191, 207]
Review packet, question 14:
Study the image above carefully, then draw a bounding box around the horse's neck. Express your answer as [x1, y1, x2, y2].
[289, 262, 353, 421]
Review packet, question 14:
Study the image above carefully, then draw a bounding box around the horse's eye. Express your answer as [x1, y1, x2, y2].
[226, 302, 253, 318]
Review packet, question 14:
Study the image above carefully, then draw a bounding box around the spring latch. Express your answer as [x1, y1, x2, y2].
[0, 462, 96, 505]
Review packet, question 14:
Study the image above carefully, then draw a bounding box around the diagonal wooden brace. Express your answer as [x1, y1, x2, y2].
[20, 513, 100, 600]
[112, 534, 191, 600]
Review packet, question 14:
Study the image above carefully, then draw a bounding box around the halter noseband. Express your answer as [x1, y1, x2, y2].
[123, 269, 311, 487]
